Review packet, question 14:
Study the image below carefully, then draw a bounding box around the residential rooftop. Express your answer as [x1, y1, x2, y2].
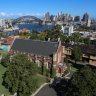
[62, 43, 96, 55]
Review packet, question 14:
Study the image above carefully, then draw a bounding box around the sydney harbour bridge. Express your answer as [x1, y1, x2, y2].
[12, 15, 44, 25]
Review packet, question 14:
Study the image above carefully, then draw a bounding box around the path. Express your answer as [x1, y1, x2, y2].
[35, 84, 57, 96]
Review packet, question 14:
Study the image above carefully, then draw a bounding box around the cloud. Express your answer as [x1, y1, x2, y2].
[0, 12, 7, 16]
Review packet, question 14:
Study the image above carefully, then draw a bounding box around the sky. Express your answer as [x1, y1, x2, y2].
[0, 0, 96, 19]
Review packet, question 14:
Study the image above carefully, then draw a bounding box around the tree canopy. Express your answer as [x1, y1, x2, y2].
[3, 54, 38, 96]
[69, 32, 81, 44]
[1, 54, 10, 67]
[45, 24, 63, 40]
[72, 46, 83, 62]
[66, 66, 96, 96]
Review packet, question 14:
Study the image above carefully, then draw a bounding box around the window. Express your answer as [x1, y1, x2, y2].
[48, 62, 51, 68]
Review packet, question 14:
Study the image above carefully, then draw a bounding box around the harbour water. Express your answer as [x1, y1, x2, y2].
[17, 23, 54, 32]
[2, 23, 54, 36]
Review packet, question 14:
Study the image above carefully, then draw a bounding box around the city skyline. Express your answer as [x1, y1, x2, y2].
[0, 0, 96, 18]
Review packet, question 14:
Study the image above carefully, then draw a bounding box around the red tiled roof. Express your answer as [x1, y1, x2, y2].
[0, 38, 14, 44]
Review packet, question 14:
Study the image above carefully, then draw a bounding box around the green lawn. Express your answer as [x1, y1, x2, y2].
[0, 64, 11, 96]
[33, 75, 47, 88]
[0, 64, 46, 96]
[0, 50, 8, 57]
[69, 63, 84, 71]
[0, 63, 46, 96]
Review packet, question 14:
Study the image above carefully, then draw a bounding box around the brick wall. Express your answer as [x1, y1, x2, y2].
[10, 42, 66, 75]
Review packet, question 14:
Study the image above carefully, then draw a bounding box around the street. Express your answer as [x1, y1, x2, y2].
[35, 84, 57, 96]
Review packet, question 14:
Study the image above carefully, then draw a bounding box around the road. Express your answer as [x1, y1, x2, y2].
[35, 63, 75, 96]
[66, 63, 75, 79]
[35, 84, 57, 96]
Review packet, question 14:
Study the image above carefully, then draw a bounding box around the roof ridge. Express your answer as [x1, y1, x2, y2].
[16, 38, 58, 44]
[11, 38, 58, 57]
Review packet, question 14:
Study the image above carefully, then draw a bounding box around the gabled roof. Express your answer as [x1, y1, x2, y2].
[11, 39, 59, 57]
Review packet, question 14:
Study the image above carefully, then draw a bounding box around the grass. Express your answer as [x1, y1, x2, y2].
[0, 59, 46, 96]
[0, 65, 46, 96]
[69, 63, 84, 71]
[0, 50, 8, 57]
[70, 63, 78, 71]
[33, 75, 47, 88]
[62, 70, 69, 77]
[0, 64, 11, 96]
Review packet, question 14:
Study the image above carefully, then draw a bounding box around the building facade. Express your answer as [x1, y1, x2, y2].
[74, 16, 81, 22]
[61, 25, 74, 36]
[62, 43, 96, 66]
[83, 12, 89, 23]
[87, 19, 91, 27]
[45, 12, 50, 21]
[10, 39, 66, 75]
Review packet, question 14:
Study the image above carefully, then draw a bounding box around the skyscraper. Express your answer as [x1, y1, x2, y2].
[87, 19, 91, 27]
[74, 16, 81, 22]
[83, 12, 89, 22]
[0, 19, 6, 28]
[45, 12, 50, 21]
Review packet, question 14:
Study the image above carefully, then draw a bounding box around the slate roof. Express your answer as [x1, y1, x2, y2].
[11, 39, 59, 57]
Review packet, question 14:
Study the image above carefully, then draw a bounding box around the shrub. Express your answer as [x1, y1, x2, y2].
[38, 67, 42, 74]
[52, 68, 56, 78]
[62, 70, 69, 77]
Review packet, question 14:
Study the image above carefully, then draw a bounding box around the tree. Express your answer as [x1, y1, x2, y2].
[66, 66, 96, 96]
[51, 68, 56, 78]
[84, 37, 91, 45]
[92, 39, 96, 45]
[39, 35, 45, 41]
[3, 54, 38, 96]
[70, 32, 81, 44]
[58, 35, 68, 42]
[72, 46, 83, 63]
[79, 37, 84, 44]
[1, 54, 10, 67]
[19, 32, 31, 39]
[46, 25, 63, 40]
[32, 30, 39, 34]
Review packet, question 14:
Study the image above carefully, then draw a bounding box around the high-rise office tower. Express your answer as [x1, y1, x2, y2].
[57, 12, 61, 21]
[0, 19, 6, 28]
[64, 14, 69, 22]
[45, 12, 50, 21]
[83, 12, 89, 22]
[74, 16, 81, 22]
[87, 19, 91, 27]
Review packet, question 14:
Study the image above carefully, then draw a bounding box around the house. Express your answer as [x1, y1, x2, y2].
[62, 43, 96, 66]
[0, 38, 14, 51]
[0, 38, 14, 45]
[19, 28, 30, 33]
[9, 35, 20, 39]
[10, 39, 66, 75]
[92, 32, 96, 38]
